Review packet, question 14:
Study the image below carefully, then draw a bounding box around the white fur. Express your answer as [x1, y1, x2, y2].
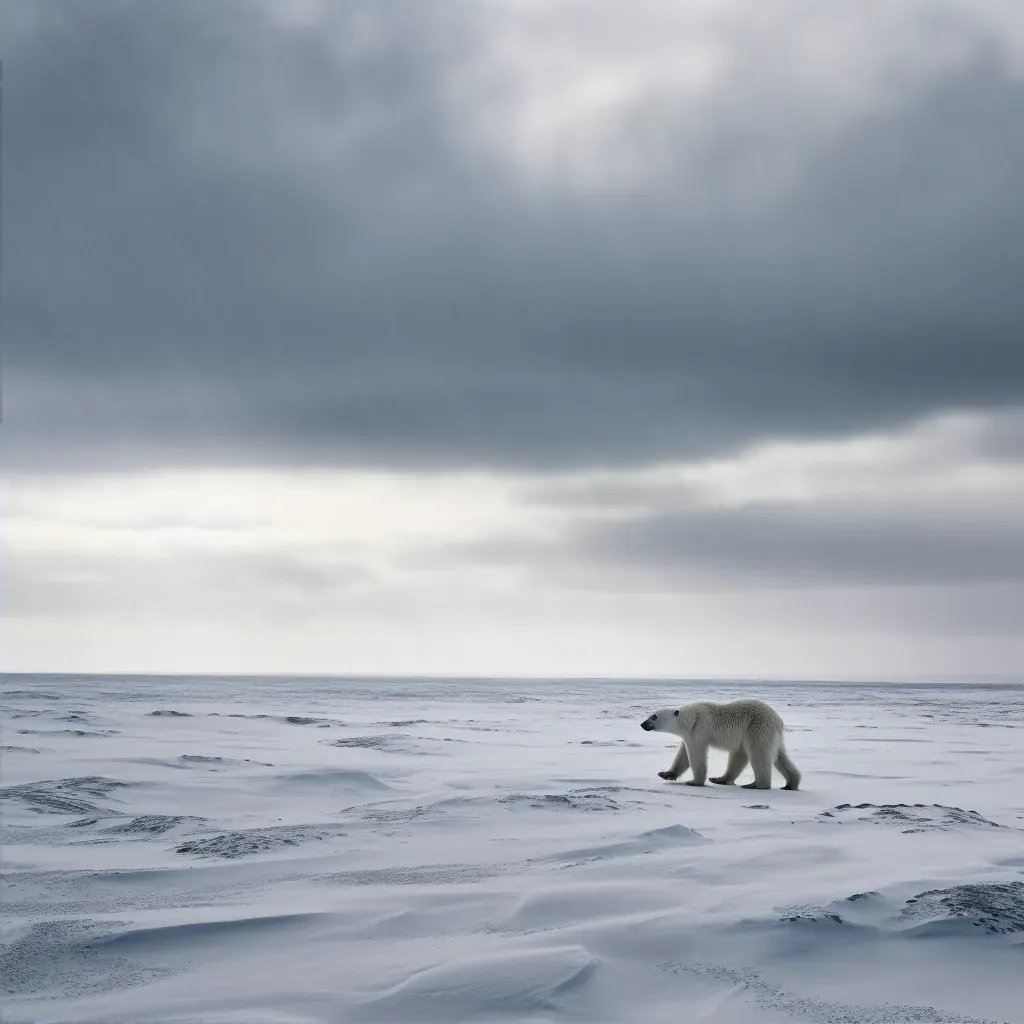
[640, 698, 801, 790]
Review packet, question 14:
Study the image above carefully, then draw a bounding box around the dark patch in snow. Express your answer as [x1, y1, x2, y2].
[17, 728, 119, 737]
[499, 786, 650, 812]
[901, 881, 1024, 935]
[326, 734, 407, 751]
[779, 910, 844, 924]
[357, 805, 440, 824]
[658, 961, 1002, 1023]
[175, 824, 346, 859]
[0, 919, 172, 997]
[818, 802, 1012, 833]
[102, 815, 204, 837]
[0, 777, 136, 816]
[313, 863, 504, 886]
[209, 712, 340, 727]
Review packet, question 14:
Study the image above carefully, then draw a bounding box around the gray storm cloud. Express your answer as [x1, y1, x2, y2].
[4, 0, 1024, 473]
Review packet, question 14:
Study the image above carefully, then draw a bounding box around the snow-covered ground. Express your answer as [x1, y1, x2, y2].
[2, 674, 1023, 1023]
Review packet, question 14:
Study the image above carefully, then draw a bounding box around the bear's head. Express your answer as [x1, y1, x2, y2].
[640, 708, 680, 732]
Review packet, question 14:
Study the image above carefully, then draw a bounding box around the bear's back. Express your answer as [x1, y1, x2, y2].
[682, 698, 785, 736]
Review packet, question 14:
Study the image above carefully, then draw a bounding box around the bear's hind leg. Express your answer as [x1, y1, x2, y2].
[711, 748, 748, 785]
[658, 741, 690, 781]
[775, 747, 801, 791]
[741, 742, 773, 790]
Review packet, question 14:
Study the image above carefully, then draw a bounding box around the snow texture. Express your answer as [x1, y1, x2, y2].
[2, 674, 1023, 1023]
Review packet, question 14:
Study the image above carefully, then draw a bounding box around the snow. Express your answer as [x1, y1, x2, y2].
[2, 674, 1023, 1023]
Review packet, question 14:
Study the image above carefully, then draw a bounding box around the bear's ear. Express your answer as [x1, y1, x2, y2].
[674, 709, 679, 716]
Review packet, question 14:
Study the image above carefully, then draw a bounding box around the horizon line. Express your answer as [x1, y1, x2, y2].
[2, 670, 1021, 686]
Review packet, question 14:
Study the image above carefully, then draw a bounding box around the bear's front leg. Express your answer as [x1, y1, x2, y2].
[711, 749, 748, 785]
[684, 743, 708, 786]
[659, 741, 690, 781]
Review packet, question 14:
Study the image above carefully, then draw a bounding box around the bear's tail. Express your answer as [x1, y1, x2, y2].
[774, 746, 801, 791]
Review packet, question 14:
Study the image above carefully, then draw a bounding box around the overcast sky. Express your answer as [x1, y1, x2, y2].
[4, 0, 1024, 679]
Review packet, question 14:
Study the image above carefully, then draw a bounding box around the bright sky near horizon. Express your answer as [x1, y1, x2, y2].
[4, 1, 1024, 678]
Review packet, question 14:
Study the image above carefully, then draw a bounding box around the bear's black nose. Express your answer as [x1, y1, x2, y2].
[641, 720, 653, 731]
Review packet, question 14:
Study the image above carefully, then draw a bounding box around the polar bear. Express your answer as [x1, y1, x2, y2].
[640, 698, 801, 790]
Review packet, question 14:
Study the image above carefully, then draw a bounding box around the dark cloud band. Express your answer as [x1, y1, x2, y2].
[4, 1, 1024, 472]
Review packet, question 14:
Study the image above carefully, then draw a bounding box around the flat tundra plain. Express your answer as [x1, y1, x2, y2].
[2, 674, 1023, 1023]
